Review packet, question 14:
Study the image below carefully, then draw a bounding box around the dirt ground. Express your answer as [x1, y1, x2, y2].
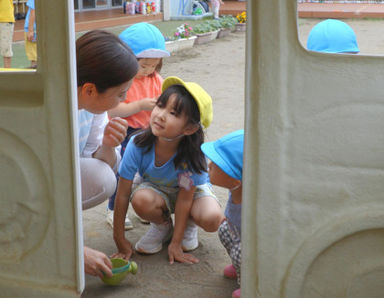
[81, 19, 384, 297]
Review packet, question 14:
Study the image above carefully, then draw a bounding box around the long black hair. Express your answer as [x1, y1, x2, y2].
[76, 30, 138, 93]
[134, 85, 207, 174]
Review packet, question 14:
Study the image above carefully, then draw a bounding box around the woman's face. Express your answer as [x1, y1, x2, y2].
[79, 79, 133, 114]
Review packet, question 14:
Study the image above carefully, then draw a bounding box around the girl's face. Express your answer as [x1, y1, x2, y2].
[208, 161, 240, 190]
[136, 58, 160, 79]
[78, 79, 133, 114]
[150, 94, 196, 140]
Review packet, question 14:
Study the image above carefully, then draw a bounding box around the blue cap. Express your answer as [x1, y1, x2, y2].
[307, 19, 360, 53]
[119, 22, 170, 58]
[201, 130, 244, 180]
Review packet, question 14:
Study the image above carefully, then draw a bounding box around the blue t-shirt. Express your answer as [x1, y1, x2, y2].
[225, 193, 242, 236]
[119, 135, 209, 188]
[24, 0, 36, 33]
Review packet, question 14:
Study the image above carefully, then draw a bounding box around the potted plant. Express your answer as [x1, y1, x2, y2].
[217, 15, 237, 38]
[193, 21, 220, 45]
[165, 23, 197, 53]
[235, 11, 247, 32]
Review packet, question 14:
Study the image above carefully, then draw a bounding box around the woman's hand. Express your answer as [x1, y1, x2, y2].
[168, 242, 199, 265]
[139, 97, 157, 111]
[84, 246, 113, 279]
[102, 117, 128, 148]
[111, 238, 134, 260]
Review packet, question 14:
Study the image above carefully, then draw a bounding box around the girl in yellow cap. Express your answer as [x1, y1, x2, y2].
[112, 76, 224, 264]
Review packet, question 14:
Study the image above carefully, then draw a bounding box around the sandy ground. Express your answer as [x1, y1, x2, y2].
[81, 19, 384, 297]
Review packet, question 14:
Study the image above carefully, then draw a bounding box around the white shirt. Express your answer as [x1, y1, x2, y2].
[78, 110, 108, 158]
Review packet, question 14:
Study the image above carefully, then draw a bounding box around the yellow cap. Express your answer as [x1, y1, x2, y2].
[162, 76, 213, 128]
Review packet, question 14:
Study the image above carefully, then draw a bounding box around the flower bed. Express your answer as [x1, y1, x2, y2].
[165, 36, 197, 53]
[195, 30, 219, 45]
[217, 28, 231, 38]
[235, 23, 246, 32]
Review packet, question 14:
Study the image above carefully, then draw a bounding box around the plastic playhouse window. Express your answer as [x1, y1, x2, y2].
[1, 0, 38, 70]
[297, 0, 384, 56]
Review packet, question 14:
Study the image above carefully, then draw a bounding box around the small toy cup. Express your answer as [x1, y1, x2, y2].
[102, 258, 138, 286]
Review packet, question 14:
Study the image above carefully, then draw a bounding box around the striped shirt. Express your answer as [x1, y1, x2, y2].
[78, 110, 108, 157]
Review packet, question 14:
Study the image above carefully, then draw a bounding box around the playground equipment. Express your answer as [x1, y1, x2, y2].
[2, 0, 384, 297]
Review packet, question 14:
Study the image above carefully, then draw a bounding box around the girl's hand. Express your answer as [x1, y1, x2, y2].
[168, 242, 199, 265]
[27, 31, 35, 42]
[139, 97, 157, 111]
[111, 238, 134, 260]
[102, 117, 129, 148]
[84, 246, 113, 279]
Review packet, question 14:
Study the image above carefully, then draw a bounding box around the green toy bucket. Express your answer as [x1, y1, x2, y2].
[102, 258, 138, 286]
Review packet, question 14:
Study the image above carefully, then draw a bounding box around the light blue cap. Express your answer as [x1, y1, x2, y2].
[119, 22, 170, 58]
[201, 130, 244, 180]
[307, 19, 360, 53]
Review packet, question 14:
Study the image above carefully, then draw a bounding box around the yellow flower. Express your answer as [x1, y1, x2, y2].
[236, 11, 247, 24]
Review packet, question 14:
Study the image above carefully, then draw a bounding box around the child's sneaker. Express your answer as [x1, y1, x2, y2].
[223, 264, 237, 280]
[232, 288, 241, 298]
[135, 220, 173, 254]
[106, 207, 133, 230]
[181, 220, 199, 251]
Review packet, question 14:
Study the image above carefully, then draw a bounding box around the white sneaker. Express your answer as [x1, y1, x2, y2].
[106, 208, 133, 230]
[135, 220, 173, 254]
[181, 220, 199, 251]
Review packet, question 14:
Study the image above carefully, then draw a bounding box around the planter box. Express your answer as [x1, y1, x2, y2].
[235, 23, 246, 32]
[195, 30, 220, 45]
[165, 36, 196, 53]
[217, 28, 231, 39]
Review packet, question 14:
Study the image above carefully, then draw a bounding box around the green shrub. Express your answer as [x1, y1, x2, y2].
[219, 15, 237, 29]
[193, 22, 214, 34]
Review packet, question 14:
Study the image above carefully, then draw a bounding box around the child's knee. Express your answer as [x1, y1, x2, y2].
[197, 211, 224, 232]
[131, 192, 151, 212]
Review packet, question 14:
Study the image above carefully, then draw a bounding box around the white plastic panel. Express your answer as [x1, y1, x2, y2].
[0, 1, 82, 297]
[243, 1, 384, 297]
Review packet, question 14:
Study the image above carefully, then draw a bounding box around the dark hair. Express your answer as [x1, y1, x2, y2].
[135, 85, 206, 174]
[137, 57, 163, 77]
[76, 30, 138, 93]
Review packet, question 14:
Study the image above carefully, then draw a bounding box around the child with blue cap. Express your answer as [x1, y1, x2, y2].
[107, 22, 170, 229]
[201, 129, 244, 298]
[307, 19, 359, 54]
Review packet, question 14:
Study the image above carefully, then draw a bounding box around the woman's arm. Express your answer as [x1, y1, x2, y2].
[168, 186, 199, 264]
[93, 117, 128, 167]
[112, 177, 134, 260]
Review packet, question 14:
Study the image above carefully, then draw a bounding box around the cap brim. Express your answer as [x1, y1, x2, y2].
[201, 141, 237, 179]
[162, 76, 186, 92]
[136, 49, 170, 58]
